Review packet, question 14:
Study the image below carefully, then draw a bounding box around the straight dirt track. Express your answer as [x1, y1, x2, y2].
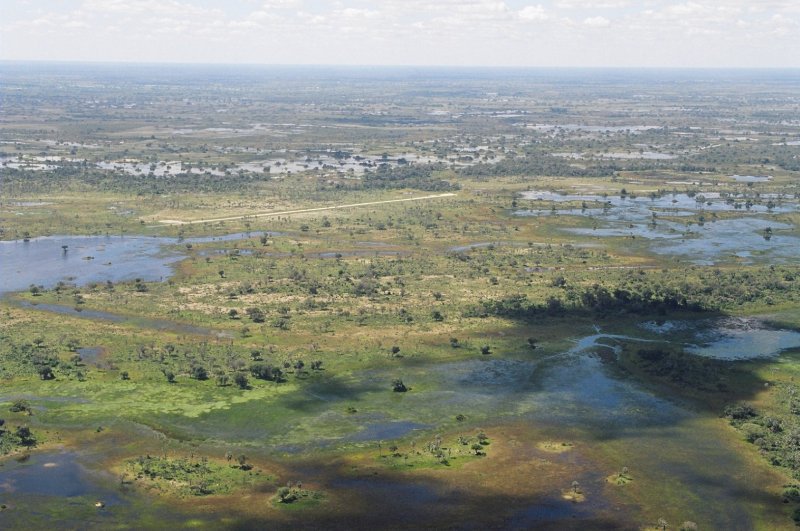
[157, 193, 457, 226]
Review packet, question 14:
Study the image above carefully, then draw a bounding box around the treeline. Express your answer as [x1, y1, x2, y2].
[689, 142, 800, 172]
[2, 162, 460, 195]
[0, 166, 271, 195]
[464, 286, 704, 321]
[459, 155, 618, 179]
[458, 152, 719, 179]
[360, 163, 459, 191]
[467, 266, 800, 320]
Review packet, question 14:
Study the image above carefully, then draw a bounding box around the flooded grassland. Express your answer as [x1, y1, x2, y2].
[3, 65, 800, 529]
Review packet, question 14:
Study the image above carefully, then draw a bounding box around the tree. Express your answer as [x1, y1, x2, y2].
[245, 307, 265, 323]
[190, 365, 208, 381]
[250, 363, 283, 382]
[234, 373, 249, 389]
[164, 370, 176, 383]
[9, 399, 30, 413]
[392, 379, 408, 392]
[37, 366, 55, 380]
[15, 425, 35, 446]
[480, 345, 491, 355]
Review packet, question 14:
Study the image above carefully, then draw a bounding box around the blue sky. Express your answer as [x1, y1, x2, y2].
[1, 0, 799, 66]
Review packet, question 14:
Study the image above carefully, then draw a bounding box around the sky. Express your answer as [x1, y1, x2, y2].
[1, 0, 799, 67]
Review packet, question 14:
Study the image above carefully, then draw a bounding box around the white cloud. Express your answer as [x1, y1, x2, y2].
[518, 5, 548, 21]
[0, 0, 798, 66]
[558, 1, 629, 8]
[583, 15, 610, 27]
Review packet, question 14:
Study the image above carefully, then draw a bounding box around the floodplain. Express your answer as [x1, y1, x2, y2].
[1, 64, 800, 529]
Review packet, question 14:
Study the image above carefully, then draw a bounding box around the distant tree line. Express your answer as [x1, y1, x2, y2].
[360, 163, 459, 191]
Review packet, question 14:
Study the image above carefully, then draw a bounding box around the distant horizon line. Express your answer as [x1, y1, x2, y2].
[1, 59, 799, 71]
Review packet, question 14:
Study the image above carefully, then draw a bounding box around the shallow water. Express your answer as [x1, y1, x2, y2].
[0, 451, 218, 529]
[640, 317, 800, 360]
[76, 347, 103, 365]
[515, 190, 800, 264]
[731, 175, 771, 183]
[346, 420, 430, 442]
[0, 451, 119, 500]
[519, 190, 796, 215]
[0, 232, 276, 296]
[688, 327, 800, 359]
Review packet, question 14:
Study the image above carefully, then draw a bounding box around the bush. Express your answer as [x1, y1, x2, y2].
[725, 403, 757, 421]
[190, 365, 209, 381]
[234, 373, 249, 389]
[245, 307, 265, 323]
[9, 399, 30, 413]
[276, 486, 297, 503]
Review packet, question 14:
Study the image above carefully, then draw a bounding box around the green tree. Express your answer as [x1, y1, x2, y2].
[15, 426, 35, 446]
[190, 365, 208, 380]
[37, 366, 55, 380]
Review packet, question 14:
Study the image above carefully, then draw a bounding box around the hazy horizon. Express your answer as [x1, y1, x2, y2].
[3, 60, 800, 70]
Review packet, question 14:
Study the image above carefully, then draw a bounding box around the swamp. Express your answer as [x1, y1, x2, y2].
[1, 64, 800, 529]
